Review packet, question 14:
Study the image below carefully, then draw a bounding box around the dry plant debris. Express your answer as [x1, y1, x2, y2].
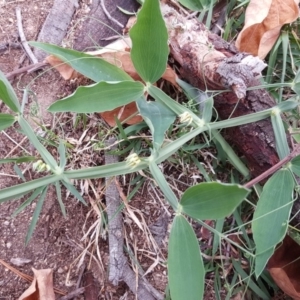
[236, 0, 300, 58]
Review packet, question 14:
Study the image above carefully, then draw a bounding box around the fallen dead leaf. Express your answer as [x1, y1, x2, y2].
[99, 101, 143, 126]
[236, 0, 300, 58]
[18, 268, 55, 300]
[267, 235, 300, 300]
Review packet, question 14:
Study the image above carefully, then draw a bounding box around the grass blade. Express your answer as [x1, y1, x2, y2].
[149, 160, 178, 210]
[55, 181, 66, 217]
[25, 185, 48, 245]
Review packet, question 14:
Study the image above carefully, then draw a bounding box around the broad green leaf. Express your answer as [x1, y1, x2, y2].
[271, 111, 289, 160]
[177, 0, 204, 11]
[168, 215, 204, 300]
[290, 155, 300, 177]
[0, 113, 16, 130]
[30, 42, 132, 82]
[48, 81, 144, 113]
[0, 156, 36, 164]
[252, 169, 294, 277]
[181, 182, 250, 220]
[0, 71, 20, 112]
[25, 185, 48, 245]
[136, 98, 176, 151]
[129, 0, 169, 83]
[255, 248, 275, 280]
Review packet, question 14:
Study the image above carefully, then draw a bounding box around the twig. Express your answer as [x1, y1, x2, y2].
[16, 7, 38, 64]
[76, 263, 86, 289]
[100, 0, 124, 28]
[244, 143, 300, 189]
[104, 137, 163, 300]
[5, 62, 48, 80]
[58, 287, 85, 300]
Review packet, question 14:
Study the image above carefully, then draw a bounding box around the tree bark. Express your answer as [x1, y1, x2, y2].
[161, 3, 280, 178]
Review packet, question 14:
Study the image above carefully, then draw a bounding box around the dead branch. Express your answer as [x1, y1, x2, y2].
[5, 62, 48, 80]
[105, 137, 163, 300]
[16, 7, 38, 64]
[161, 3, 281, 179]
[34, 0, 77, 61]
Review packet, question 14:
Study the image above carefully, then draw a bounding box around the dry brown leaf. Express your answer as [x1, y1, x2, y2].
[18, 268, 55, 300]
[99, 102, 143, 126]
[236, 0, 299, 58]
[267, 235, 300, 300]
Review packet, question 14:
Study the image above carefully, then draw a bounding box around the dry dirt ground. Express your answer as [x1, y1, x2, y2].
[0, 1, 171, 299]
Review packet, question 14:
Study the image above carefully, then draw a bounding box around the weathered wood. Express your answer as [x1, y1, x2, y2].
[162, 3, 280, 178]
[34, 0, 78, 61]
[73, 0, 139, 51]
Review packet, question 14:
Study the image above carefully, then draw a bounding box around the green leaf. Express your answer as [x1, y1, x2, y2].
[271, 111, 289, 160]
[149, 161, 178, 210]
[30, 42, 132, 82]
[177, 0, 204, 11]
[0, 156, 36, 164]
[0, 174, 62, 202]
[291, 155, 300, 176]
[129, 0, 169, 83]
[168, 215, 204, 300]
[136, 98, 176, 151]
[58, 140, 67, 169]
[18, 116, 58, 169]
[65, 160, 149, 180]
[252, 169, 294, 277]
[12, 187, 45, 217]
[292, 67, 300, 95]
[55, 181, 66, 217]
[0, 70, 21, 112]
[25, 185, 48, 245]
[181, 182, 250, 220]
[48, 81, 145, 113]
[61, 180, 87, 205]
[0, 113, 16, 130]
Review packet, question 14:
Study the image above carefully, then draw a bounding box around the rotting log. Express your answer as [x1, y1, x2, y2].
[34, 0, 78, 61]
[73, 0, 139, 51]
[161, 3, 280, 179]
[71, 0, 281, 179]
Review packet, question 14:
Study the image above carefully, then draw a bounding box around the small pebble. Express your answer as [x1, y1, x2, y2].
[3, 221, 9, 226]
[6, 242, 12, 249]
[57, 267, 64, 274]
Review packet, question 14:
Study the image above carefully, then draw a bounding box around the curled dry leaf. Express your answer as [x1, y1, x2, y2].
[46, 38, 178, 127]
[267, 235, 300, 300]
[18, 268, 55, 300]
[236, 0, 300, 58]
